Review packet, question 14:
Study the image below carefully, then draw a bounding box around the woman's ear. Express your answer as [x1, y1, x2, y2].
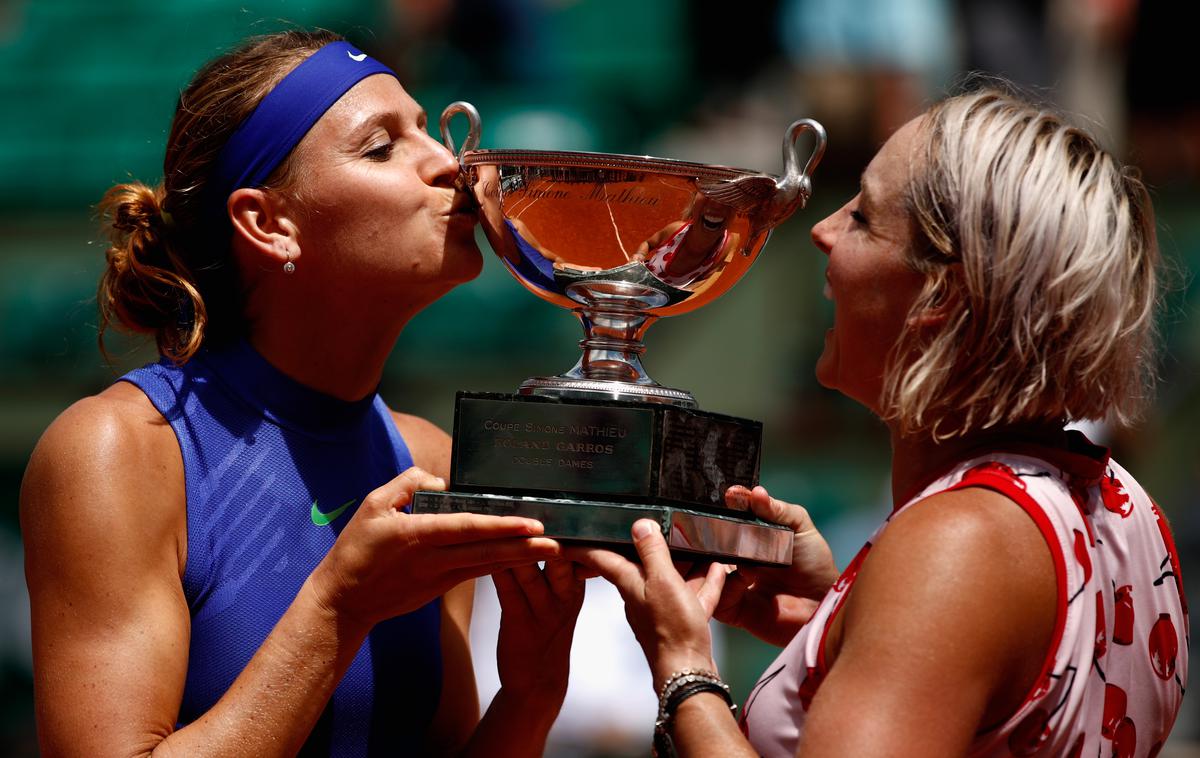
[227, 188, 301, 270]
[908, 302, 953, 329]
[907, 269, 964, 329]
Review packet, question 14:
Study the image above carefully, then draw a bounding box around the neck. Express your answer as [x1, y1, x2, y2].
[887, 420, 1069, 505]
[243, 288, 431, 402]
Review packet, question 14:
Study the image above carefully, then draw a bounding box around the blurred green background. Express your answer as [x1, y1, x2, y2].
[1, 0, 1197, 755]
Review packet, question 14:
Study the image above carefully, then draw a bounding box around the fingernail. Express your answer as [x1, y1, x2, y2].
[632, 520, 656, 539]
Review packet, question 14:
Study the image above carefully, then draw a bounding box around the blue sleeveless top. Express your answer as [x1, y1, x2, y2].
[122, 340, 442, 757]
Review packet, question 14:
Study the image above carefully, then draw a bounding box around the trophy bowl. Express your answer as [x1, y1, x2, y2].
[412, 104, 828, 565]
[442, 102, 826, 408]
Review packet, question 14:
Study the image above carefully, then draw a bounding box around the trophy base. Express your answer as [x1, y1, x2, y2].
[410, 490, 793, 566]
[519, 375, 697, 408]
[449, 391, 762, 510]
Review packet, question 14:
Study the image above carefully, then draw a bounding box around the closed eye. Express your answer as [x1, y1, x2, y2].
[849, 209, 868, 226]
[365, 141, 394, 161]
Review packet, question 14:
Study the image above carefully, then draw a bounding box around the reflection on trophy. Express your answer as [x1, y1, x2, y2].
[410, 102, 826, 565]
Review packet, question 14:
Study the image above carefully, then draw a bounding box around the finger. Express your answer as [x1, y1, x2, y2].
[630, 519, 674, 583]
[405, 512, 546, 547]
[725, 485, 753, 511]
[434, 536, 562, 572]
[690, 562, 728, 618]
[568, 557, 602, 581]
[364, 467, 446, 512]
[712, 569, 751, 624]
[570, 546, 646, 599]
[544, 558, 585, 601]
[439, 552, 566, 595]
[682, 561, 732, 582]
[748, 485, 815, 533]
[509, 563, 556, 617]
[492, 568, 534, 617]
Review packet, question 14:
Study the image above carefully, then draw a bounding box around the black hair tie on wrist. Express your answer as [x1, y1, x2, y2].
[653, 669, 737, 757]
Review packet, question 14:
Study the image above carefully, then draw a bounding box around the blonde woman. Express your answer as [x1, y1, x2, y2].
[576, 89, 1187, 757]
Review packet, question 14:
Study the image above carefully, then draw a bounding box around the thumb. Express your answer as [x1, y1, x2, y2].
[748, 485, 814, 533]
[631, 519, 673, 577]
[367, 467, 446, 513]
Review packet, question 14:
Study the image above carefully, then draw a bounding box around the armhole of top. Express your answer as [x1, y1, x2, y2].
[814, 542, 873, 676]
[946, 471, 1070, 722]
[117, 373, 205, 603]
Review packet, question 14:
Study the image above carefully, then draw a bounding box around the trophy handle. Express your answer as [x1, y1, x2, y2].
[440, 101, 482, 158]
[695, 119, 827, 228]
[776, 118, 827, 209]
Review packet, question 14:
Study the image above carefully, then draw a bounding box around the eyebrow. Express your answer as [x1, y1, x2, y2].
[859, 173, 875, 207]
[344, 111, 395, 143]
[345, 105, 430, 146]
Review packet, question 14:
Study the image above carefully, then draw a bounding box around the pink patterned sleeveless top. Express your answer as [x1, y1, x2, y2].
[741, 434, 1188, 757]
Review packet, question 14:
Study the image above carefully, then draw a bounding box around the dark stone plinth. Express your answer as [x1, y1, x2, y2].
[448, 391, 761, 511]
[409, 392, 792, 566]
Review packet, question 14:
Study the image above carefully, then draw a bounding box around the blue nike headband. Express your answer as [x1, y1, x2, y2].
[211, 41, 397, 209]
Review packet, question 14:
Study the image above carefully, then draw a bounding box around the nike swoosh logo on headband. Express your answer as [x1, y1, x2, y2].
[347, 51, 367, 62]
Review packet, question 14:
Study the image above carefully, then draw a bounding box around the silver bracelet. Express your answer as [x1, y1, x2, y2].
[653, 669, 737, 757]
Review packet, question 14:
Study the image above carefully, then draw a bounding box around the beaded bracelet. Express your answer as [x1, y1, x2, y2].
[652, 669, 737, 757]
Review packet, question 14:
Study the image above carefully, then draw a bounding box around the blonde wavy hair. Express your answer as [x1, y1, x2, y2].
[883, 89, 1161, 439]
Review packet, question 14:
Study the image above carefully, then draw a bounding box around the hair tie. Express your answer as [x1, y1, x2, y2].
[211, 41, 397, 211]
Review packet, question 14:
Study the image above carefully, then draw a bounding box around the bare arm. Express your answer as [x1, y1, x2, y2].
[573, 486, 1057, 758]
[24, 387, 562, 758]
[461, 560, 585, 757]
[23, 390, 193, 757]
[572, 523, 756, 758]
[798, 487, 1057, 757]
[393, 411, 452, 480]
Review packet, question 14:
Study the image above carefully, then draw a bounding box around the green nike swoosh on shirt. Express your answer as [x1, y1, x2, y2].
[310, 498, 357, 526]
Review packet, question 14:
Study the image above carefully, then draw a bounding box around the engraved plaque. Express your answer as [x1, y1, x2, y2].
[453, 395, 654, 496]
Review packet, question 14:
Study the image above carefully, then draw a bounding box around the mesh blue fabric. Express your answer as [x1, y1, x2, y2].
[122, 339, 442, 756]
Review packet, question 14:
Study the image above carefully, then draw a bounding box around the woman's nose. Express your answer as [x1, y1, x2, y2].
[810, 212, 836, 256]
[422, 133, 461, 189]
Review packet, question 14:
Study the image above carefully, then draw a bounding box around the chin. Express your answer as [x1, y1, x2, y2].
[814, 364, 837, 392]
[447, 241, 485, 283]
[814, 335, 837, 389]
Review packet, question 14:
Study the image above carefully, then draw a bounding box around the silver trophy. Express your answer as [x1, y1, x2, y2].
[411, 102, 826, 565]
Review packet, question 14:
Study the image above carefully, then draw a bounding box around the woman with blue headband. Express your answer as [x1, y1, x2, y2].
[20, 30, 583, 756]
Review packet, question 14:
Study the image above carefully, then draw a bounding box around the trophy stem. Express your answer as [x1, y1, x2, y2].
[519, 303, 697, 407]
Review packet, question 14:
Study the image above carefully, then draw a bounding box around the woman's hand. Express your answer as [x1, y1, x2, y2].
[571, 520, 727, 690]
[458, 561, 585, 757]
[715, 485, 839, 646]
[493, 560, 586, 706]
[311, 467, 562, 631]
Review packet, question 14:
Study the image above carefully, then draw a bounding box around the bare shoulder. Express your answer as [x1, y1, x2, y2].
[22, 382, 192, 754]
[847, 486, 1057, 634]
[20, 380, 185, 574]
[873, 484, 1060, 592]
[835, 486, 1057, 721]
[388, 409, 451, 480]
